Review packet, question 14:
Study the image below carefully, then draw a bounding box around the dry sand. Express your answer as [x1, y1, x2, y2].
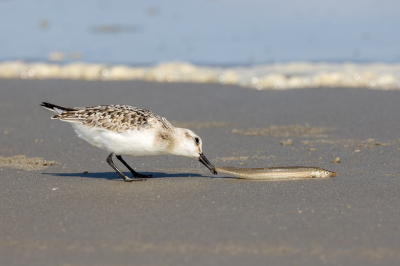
[1, 80, 400, 266]
[0, 155, 55, 170]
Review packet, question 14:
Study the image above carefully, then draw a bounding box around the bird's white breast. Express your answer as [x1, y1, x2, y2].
[71, 123, 169, 156]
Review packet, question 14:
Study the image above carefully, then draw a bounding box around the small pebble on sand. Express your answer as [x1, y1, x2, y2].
[330, 157, 341, 163]
[280, 139, 293, 146]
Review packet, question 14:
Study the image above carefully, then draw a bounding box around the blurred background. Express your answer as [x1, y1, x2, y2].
[1, 0, 399, 65]
[0, 0, 399, 89]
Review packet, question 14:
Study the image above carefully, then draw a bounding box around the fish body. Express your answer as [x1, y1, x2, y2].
[214, 166, 336, 180]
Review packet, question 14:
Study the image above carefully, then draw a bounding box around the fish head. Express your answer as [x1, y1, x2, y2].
[315, 168, 337, 178]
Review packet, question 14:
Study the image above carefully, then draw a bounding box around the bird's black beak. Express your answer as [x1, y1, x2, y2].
[198, 153, 217, 175]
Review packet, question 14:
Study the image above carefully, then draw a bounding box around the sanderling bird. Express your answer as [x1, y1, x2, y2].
[40, 102, 217, 182]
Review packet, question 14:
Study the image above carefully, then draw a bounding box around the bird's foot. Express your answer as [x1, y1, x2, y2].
[122, 175, 147, 182]
[133, 173, 153, 179]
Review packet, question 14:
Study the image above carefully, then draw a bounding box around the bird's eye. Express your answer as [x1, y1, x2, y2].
[194, 137, 200, 145]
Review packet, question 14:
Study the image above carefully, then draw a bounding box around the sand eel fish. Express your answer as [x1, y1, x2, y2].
[40, 102, 217, 182]
[213, 166, 336, 180]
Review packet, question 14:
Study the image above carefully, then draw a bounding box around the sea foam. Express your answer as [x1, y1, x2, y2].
[1, 61, 399, 90]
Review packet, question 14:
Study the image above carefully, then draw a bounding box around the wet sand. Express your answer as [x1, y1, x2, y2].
[1, 80, 400, 266]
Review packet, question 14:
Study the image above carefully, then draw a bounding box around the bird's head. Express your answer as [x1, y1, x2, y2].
[172, 128, 217, 175]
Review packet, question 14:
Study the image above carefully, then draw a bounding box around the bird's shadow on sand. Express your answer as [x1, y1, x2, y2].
[44, 171, 207, 180]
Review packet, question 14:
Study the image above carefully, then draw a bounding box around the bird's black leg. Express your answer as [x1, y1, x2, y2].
[116, 155, 153, 178]
[106, 153, 146, 182]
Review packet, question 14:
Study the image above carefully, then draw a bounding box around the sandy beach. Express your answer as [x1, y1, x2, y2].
[1, 79, 400, 265]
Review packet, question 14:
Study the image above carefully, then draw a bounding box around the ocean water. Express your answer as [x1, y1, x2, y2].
[0, 0, 399, 89]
